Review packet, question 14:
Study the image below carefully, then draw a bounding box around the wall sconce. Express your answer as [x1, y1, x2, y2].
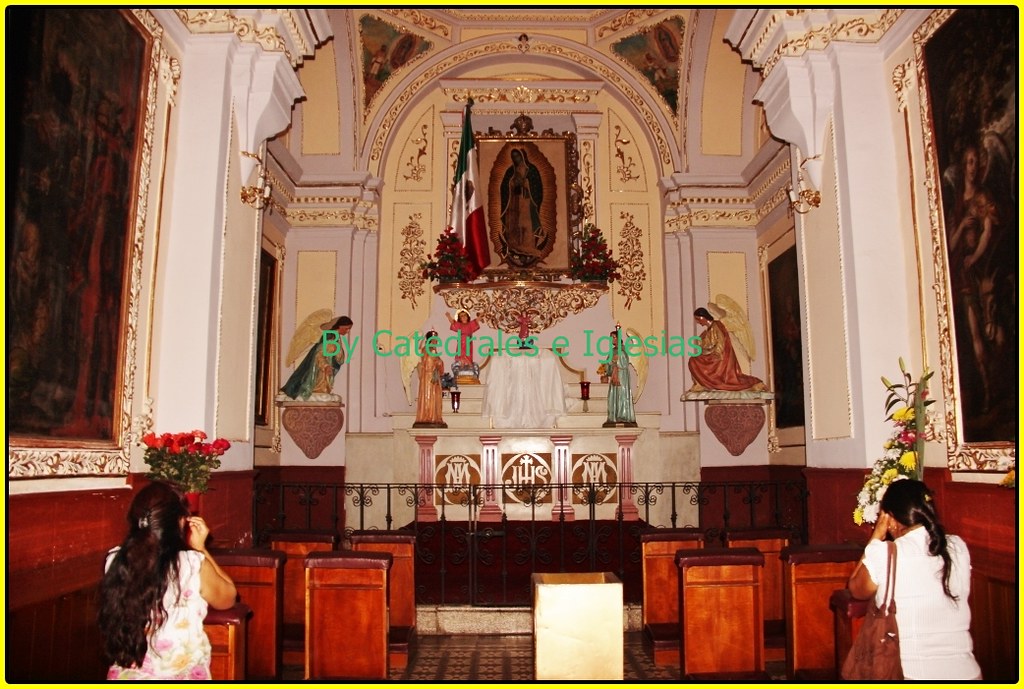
[240, 150, 272, 210]
[787, 168, 821, 215]
[450, 390, 461, 413]
[579, 380, 591, 413]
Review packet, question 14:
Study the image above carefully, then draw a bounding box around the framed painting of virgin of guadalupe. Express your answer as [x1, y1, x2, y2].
[476, 115, 583, 280]
[919, 7, 1017, 471]
[8, 8, 155, 478]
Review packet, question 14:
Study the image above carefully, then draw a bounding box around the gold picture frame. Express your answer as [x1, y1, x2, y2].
[8, 9, 160, 478]
[916, 8, 1016, 473]
[476, 115, 583, 280]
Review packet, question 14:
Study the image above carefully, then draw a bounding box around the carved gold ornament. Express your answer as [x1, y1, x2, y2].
[398, 213, 428, 308]
[436, 282, 607, 334]
[615, 212, 646, 309]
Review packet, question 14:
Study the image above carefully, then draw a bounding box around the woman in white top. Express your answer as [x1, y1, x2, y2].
[848, 479, 982, 680]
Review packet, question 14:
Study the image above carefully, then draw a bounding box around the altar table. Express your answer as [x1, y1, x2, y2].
[482, 349, 566, 428]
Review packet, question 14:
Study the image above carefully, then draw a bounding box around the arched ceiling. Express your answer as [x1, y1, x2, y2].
[281, 8, 765, 187]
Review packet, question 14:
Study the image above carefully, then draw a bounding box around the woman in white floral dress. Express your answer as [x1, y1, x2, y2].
[99, 482, 237, 679]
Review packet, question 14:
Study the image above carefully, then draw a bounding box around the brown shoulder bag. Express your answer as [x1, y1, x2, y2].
[841, 541, 903, 680]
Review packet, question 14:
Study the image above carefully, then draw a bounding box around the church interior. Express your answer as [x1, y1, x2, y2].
[7, 8, 1017, 682]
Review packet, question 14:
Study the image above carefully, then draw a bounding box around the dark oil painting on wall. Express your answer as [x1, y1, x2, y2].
[359, 15, 432, 110]
[925, 7, 1017, 444]
[768, 246, 805, 429]
[611, 17, 684, 115]
[8, 8, 149, 442]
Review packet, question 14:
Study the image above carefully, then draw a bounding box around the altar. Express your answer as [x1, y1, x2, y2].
[481, 349, 566, 429]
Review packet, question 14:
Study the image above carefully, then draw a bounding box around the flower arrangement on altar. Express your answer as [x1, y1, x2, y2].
[853, 359, 933, 525]
[142, 430, 231, 494]
[421, 228, 477, 283]
[570, 223, 620, 283]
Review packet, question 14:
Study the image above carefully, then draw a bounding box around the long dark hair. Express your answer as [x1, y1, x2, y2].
[98, 482, 191, 667]
[880, 479, 957, 600]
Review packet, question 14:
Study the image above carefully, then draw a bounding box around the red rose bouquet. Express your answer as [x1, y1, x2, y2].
[142, 430, 230, 494]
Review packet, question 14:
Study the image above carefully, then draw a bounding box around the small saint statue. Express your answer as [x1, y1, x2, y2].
[446, 310, 481, 383]
[515, 313, 532, 349]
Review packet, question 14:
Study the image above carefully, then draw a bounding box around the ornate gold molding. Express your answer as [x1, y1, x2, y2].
[447, 86, 596, 104]
[175, 9, 301, 66]
[580, 139, 596, 224]
[380, 9, 451, 38]
[596, 9, 661, 39]
[398, 213, 428, 308]
[615, 212, 646, 309]
[760, 10, 903, 78]
[402, 123, 430, 183]
[892, 58, 914, 113]
[613, 125, 639, 183]
[436, 282, 608, 333]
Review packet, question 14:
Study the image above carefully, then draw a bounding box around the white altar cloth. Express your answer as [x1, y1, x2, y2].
[482, 349, 566, 428]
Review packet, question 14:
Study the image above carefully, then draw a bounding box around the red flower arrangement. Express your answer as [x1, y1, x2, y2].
[142, 430, 230, 494]
[421, 228, 477, 283]
[571, 223, 620, 283]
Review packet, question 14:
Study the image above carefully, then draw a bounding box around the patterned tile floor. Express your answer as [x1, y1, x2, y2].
[286, 632, 788, 681]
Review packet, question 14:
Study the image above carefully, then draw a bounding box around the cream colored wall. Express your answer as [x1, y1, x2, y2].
[298, 40, 342, 156]
[216, 119, 261, 445]
[700, 10, 744, 156]
[801, 121, 853, 443]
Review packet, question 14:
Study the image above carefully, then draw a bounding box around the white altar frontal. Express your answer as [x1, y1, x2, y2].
[386, 349, 663, 524]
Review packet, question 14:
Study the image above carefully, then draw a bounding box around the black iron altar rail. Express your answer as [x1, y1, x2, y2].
[253, 479, 807, 606]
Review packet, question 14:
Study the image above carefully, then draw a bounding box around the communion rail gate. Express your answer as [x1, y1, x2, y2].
[252, 479, 807, 606]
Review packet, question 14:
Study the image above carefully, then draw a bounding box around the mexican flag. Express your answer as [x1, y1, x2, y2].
[450, 99, 489, 277]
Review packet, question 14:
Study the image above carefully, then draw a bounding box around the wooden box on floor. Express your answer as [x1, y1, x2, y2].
[350, 530, 417, 670]
[532, 572, 623, 680]
[640, 528, 704, 666]
[204, 602, 252, 681]
[781, 543, 863, 680]
[724, 527, 792, 662]
[209, 548, 286, 680]
[675, 548, 769, 680]
[305, 551, 392, 680]
[267, 529, 339, 665]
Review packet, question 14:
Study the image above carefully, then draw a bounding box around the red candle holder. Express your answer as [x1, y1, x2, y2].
[579, 381, 591, 400]
[450, 390, 462, 413]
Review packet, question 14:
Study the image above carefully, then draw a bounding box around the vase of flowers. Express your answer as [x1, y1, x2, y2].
[421, 228, 477, 283]
[142, 430, 231, 505]
[570, 223, 620, 284]
[853, 359, 933, 525]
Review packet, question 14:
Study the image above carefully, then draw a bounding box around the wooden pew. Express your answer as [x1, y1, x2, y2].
[350, 530, 417, 670]
[829, 588, 868, 677]
[209, 547, 286, 680]
[305, 551, 392, 680]
[675, 547, 770, 680]
[267, 529, 339, 665]
[780, 543, 863, 679]
[724, 527, 793, 662]
[640, 528, 704, 666]
[204, 602, 252, 680]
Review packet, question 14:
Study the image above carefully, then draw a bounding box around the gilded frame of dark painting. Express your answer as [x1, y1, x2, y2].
[916, 8, 1016, 473]
[7, 9, 159, 479]
[476, 119, 583, 281]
